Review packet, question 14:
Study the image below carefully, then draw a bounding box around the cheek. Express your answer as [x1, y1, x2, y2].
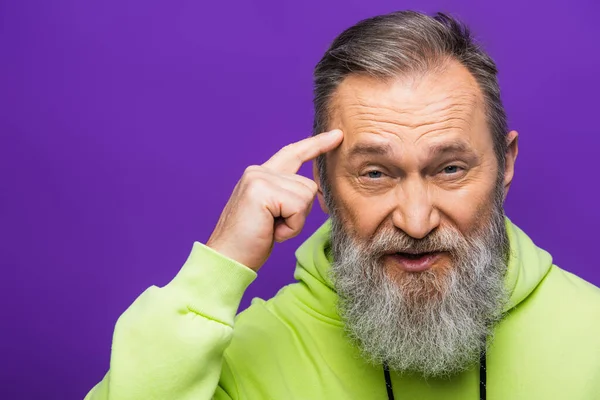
[436, 178, 497, 234]
[331, 178, 396, 239]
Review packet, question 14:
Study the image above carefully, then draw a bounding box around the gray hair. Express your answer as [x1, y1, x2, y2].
[312, 11, 508, 195]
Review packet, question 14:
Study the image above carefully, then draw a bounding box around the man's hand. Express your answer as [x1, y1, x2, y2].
[206, 129, 343, 272]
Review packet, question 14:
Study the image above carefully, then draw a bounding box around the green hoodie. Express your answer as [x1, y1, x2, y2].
[86, 218, 600, 399]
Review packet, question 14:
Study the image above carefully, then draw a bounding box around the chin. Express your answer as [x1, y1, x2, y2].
[383, 256, 455, 303]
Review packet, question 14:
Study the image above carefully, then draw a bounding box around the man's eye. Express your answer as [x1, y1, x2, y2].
[366, 170, 383, 179]
[443, 165, 461, 174]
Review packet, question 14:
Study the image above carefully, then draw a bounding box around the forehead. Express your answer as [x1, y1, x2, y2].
[329, 61, 490, 150]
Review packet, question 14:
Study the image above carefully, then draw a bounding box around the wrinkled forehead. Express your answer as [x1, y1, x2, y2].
[328, 62, 489, 147]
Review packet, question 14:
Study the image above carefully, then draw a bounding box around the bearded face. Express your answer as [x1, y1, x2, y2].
[316, 64, 518, 377]
[328, 180, 509, 377]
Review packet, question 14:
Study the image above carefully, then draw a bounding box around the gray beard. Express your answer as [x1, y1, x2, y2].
[328, 195, 510, 378]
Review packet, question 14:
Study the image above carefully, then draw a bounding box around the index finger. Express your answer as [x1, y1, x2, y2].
[263, 129, 343, 174]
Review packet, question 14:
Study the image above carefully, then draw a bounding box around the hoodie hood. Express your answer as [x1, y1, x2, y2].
[292, 217, 554, 320]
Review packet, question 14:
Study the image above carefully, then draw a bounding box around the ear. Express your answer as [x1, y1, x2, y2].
[313, 161, 330, 214]
[502, 130, 519, 200]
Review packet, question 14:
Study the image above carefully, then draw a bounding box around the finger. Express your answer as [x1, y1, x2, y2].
[279, 173, 318, 195]
[244, 169, 316, 202]
[263, 129, 343, 174]
[274, 198, 314, 242]
[270, 176, 316, 203]
[263, 186, 311, 234]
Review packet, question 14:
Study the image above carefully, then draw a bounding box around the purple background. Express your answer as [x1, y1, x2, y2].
[1, 1, 599, 399]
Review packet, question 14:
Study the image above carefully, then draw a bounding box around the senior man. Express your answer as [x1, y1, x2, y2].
[86, 11, 600, 400]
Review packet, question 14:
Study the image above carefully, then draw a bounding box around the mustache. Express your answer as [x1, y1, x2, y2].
[363, 226, 467, 256]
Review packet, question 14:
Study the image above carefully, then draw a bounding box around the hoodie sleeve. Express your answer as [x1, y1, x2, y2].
[84, 242, 257, 400]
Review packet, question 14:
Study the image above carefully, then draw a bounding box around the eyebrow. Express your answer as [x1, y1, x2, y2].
[427, 141, 475, 159]
[347, 143, 393, 158]
[346, 140, 477, 160]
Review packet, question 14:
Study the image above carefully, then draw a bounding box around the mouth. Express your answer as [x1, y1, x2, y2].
[396, 251, 435, 258]
[386, 251, 446, 272]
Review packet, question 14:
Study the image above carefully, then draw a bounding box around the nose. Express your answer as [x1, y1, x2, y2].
[391, 177, 440, 239]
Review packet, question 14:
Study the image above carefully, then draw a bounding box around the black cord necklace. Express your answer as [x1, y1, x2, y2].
[383, 351, 487, 400]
